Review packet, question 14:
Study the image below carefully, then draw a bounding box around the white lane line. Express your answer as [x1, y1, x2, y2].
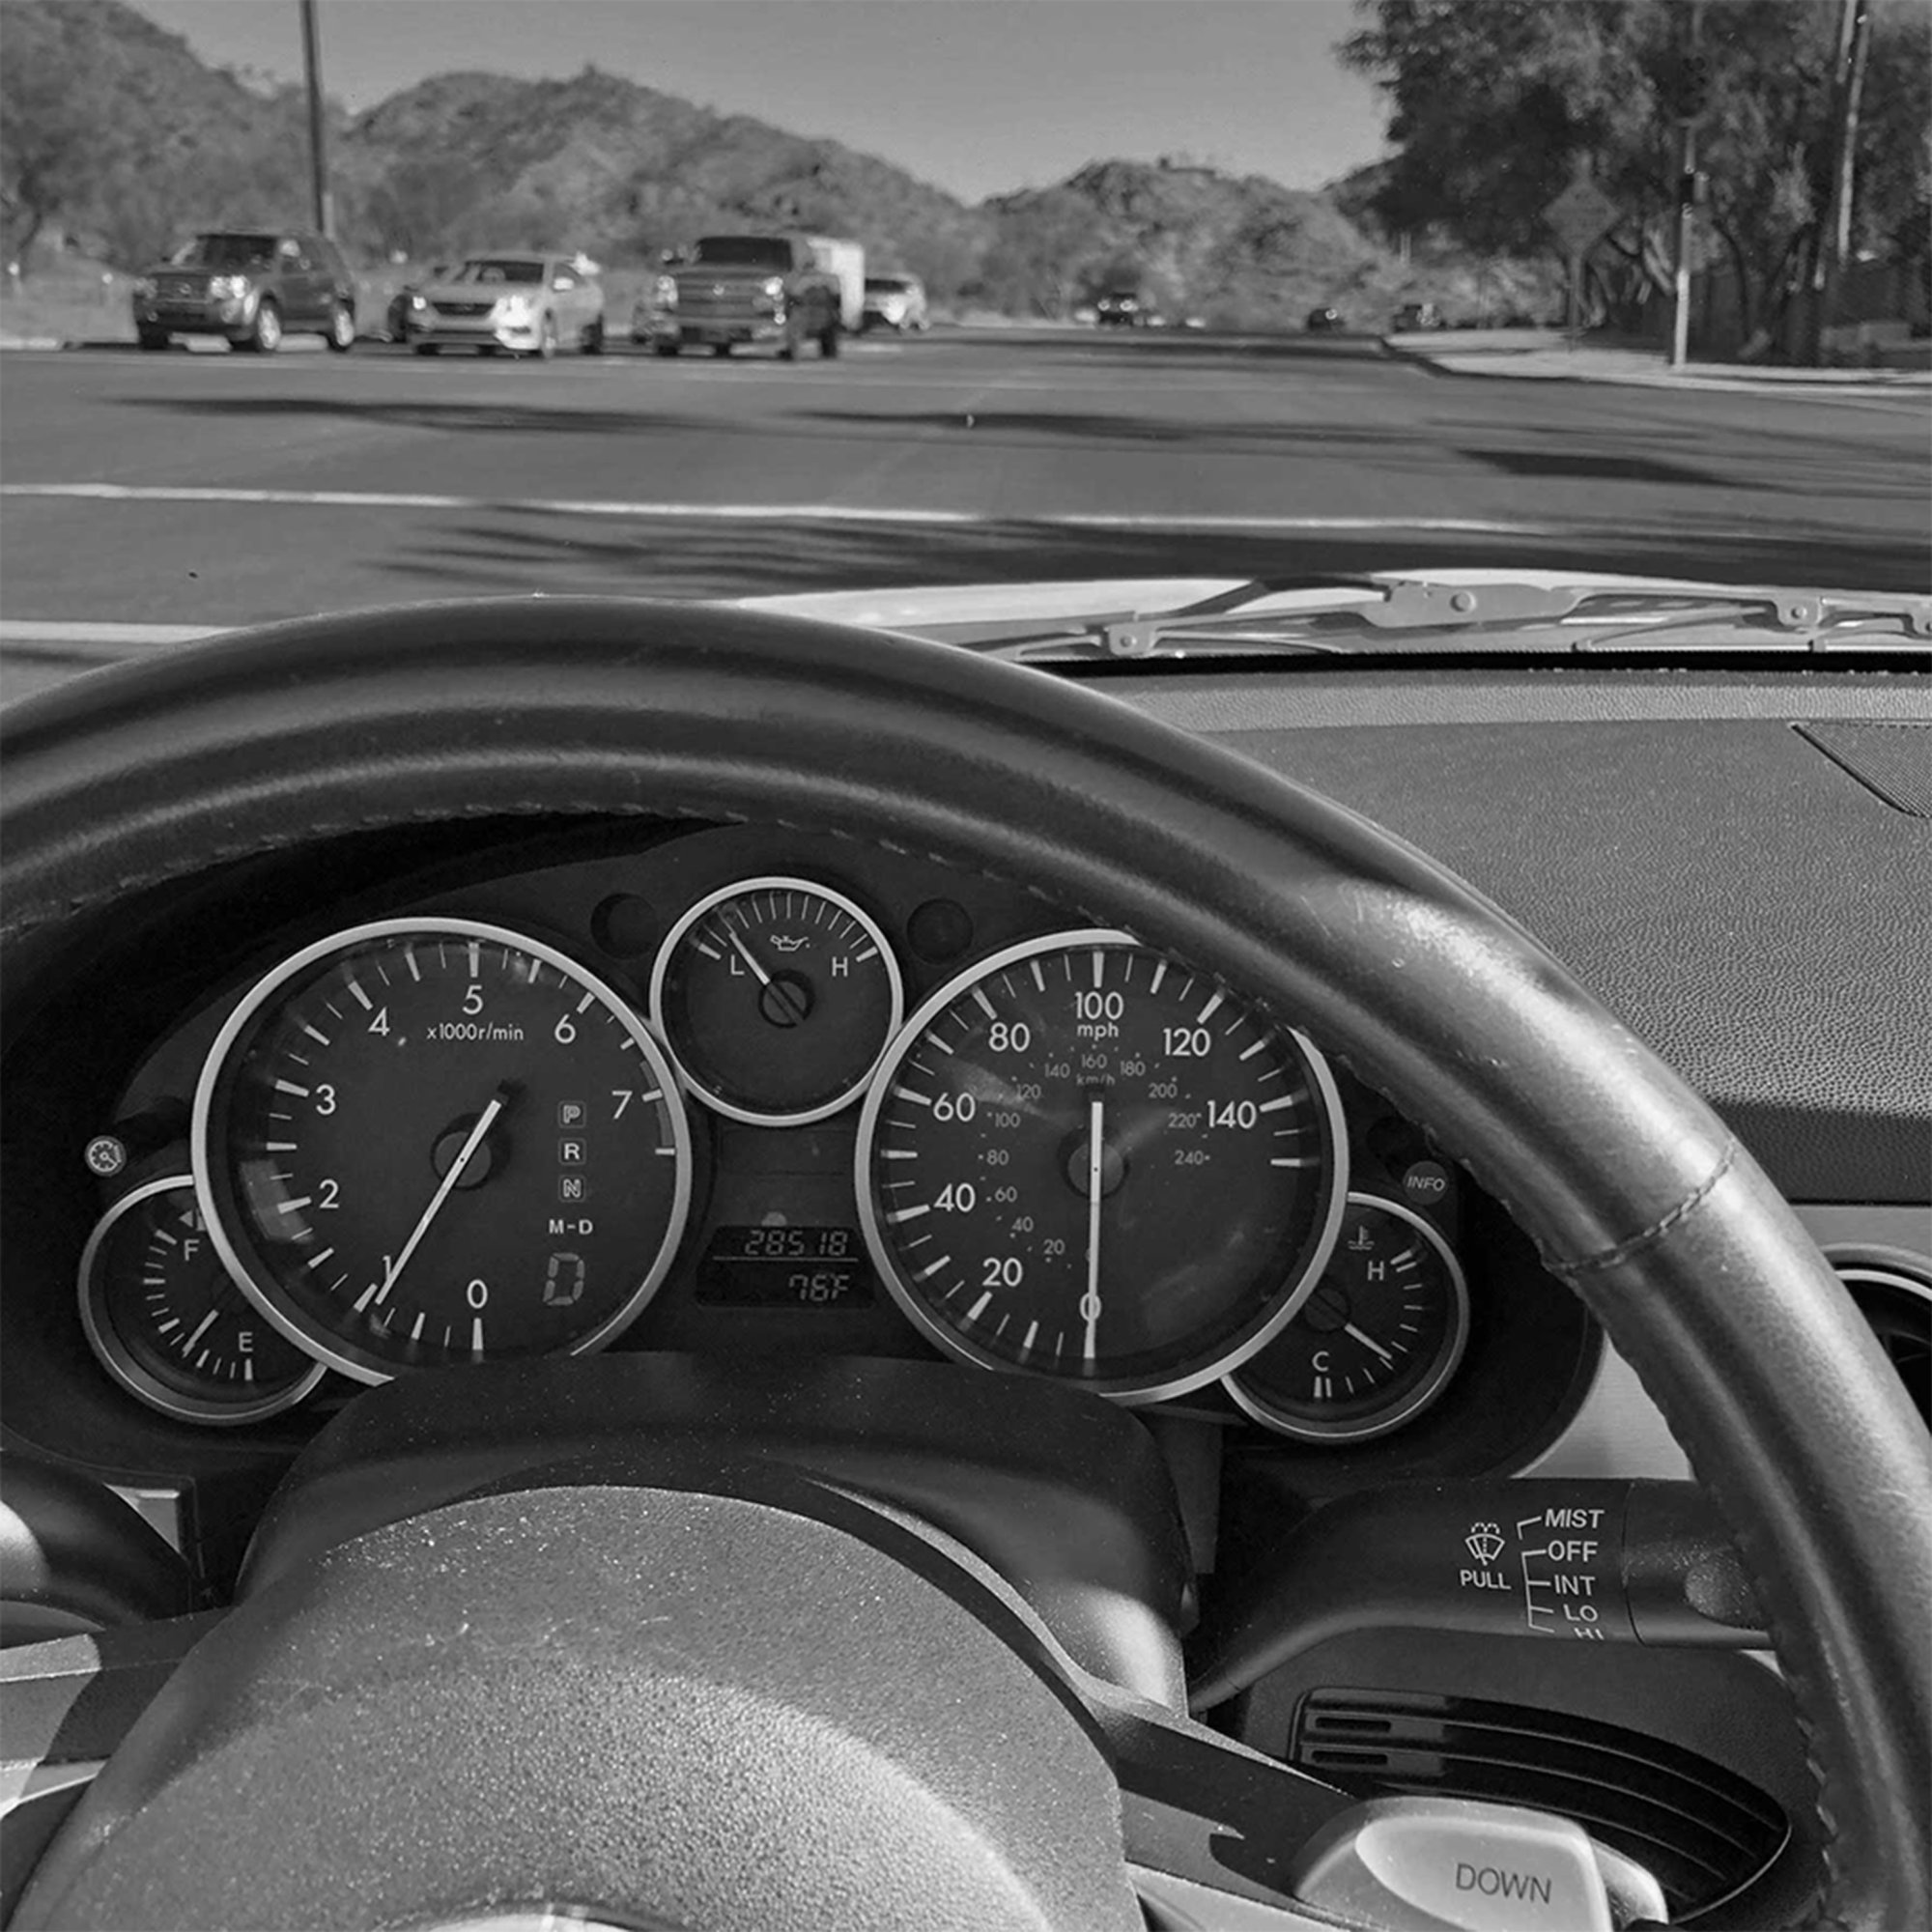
[0, 485, 1606, 539]
[0, 618, 224, 646]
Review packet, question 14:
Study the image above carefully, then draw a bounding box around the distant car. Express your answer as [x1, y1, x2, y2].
[1393, 301, 1445, 331]
[1094, 292, 1145, 327]
[404, 253, 605, 358]
[861, 274, 929, 333]
[385, 264, 451, 343]
[1305, 306, 1345, 333]
[129, 230, 357, 353]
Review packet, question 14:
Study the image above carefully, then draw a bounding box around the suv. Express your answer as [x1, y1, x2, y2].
[1393, 300, 1446, 331]
[634, 236, 843, 359]
[131, 231, 357, 353]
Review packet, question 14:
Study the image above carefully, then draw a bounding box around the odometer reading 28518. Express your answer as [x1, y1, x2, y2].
[194, 919, 692, 1382]
[855, 931, 1347, 1402]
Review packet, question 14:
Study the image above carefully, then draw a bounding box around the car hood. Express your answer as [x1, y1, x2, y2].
[419, 279, 541, 305]
[676, 263, 791, 285]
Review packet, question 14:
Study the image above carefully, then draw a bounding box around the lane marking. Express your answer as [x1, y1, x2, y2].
[0, 484, 1628, 539]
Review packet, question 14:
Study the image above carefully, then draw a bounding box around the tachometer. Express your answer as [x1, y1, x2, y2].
[855, 930, 1346, 1402]
[193, 919, 692, 1383]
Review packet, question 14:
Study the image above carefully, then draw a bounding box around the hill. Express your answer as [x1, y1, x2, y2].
[340, 67, 990, 295]
[2, 0, 1543, 325]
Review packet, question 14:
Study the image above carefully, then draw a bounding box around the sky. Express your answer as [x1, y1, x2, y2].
[123, 0, 1389, 201]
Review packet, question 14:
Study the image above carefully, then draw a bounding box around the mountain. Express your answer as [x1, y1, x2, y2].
[3, 0, 1541, 323]
[982, 157, 1396, 326]
[339, 66, 990, 294]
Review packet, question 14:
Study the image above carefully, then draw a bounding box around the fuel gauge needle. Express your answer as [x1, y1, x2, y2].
[1083, 1097, 1105, 1363]
[367, 1086, 508, 1310]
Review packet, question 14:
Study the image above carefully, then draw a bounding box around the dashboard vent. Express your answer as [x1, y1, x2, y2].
[1288, 1689, 1786, 1919]
[1833, 1259, 1931, 1424]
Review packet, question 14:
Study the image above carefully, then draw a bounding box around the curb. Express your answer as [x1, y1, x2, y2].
[1378, 333, 1932, 394]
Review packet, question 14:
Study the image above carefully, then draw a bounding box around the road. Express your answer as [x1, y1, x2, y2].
[3, 327, 1926, 695]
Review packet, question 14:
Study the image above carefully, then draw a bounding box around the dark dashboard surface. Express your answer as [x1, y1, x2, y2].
[1108, 665, 1932, 1203]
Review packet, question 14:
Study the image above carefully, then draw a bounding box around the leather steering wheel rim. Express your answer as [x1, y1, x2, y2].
[4, 596, 1927, 1928]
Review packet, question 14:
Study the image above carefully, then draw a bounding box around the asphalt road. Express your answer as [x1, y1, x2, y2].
[3, 327, 1926, 695]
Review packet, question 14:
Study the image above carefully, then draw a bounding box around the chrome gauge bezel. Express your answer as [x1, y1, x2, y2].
[1224, 1190, 1470, 1443]
[191, 917, 694, 1385]
[853, 928, 1349, 1406]
[78, 1174, 327, 1426]
[647, 874, 905, 1126]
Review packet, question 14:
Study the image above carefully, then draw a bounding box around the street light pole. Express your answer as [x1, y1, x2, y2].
[299, 0, 333, 239]
[1813, 0, 1874, 365]
[1668, 0, 1705, 369]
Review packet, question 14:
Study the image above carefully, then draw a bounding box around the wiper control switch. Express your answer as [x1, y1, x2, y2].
[1188, 1480, 1763, 1712]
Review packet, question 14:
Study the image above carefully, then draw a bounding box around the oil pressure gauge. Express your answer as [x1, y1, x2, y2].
[1226, 1192, 1468, 1442]
[650, 877, 903, 1125]
[79, 1176, 325, 1425]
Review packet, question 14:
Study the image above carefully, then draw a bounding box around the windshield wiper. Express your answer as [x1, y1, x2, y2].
[910, 577, 1932, 664]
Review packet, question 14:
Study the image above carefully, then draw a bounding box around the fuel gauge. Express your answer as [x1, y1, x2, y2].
[79, 1176, 325, 1425]
[650, 876, 903, 1125]
[1226, 1192, 1468, 1442]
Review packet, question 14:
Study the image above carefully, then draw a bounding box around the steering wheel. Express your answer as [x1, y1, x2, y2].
[3, 599, 1926, 1930]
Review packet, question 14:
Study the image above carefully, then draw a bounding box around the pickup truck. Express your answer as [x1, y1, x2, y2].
[633, 235, 853, 359]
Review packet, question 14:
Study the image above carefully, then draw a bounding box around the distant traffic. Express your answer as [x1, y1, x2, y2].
[124, 224, 1506, 360]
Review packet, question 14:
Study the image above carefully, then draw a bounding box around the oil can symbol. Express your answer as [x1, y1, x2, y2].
[1464, 1523, 1506, 1565]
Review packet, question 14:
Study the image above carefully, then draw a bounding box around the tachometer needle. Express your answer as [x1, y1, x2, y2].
[1083, 1096, 1105, 1363]
[371, 1086, 508, 1308]
[1344, 1321, 1395, 1366]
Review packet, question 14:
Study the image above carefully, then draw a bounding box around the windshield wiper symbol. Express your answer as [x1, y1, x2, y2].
[1464, 1522, 1507, 1565]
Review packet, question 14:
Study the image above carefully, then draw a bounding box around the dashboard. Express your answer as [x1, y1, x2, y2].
[12, 816, 1602, 1564]
[4, 639, 1927, 1928]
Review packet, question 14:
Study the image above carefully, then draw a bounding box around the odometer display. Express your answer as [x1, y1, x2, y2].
[856, 930, 1346, 1401]
[194, 919, 692, 1382]
[696, 1225, 875, 1308]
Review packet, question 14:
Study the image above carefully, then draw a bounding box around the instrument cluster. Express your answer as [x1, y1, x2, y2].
[74, 823, 1506, 1453]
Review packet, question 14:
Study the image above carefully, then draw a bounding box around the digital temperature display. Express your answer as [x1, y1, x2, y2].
[696, 1226, 875, 1308]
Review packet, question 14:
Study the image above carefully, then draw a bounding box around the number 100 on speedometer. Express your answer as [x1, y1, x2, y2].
[855, 931, 1347, 1402]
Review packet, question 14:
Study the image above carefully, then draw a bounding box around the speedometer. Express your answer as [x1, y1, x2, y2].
[194, 918, 692, 1383]
[855, 930, 1346, 1402]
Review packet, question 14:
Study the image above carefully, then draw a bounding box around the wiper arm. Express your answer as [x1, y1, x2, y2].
[911, 577, 1932, 663]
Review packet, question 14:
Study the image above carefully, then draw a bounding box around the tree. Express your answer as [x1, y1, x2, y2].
[1339, 0, 1930, 351]
[0, 14, 130, 266]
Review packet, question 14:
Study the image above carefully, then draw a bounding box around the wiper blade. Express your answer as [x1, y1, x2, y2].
[910, 577, 1932, 663]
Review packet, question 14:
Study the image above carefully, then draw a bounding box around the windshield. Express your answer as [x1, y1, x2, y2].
[449, 258, 545, 285]
[167, 234, 278, 269]
[2, 0, 1927, 700]
[690, 238, 793, 269]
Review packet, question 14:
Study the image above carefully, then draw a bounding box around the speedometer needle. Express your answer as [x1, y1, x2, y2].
[1083, 1096, 1105, 1363]
[371, 1087, 508, 1308]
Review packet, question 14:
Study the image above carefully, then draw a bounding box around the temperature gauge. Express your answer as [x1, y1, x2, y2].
[650, 876, 903, 1125]
[1226, 1192, 1468, 1442]
[79, 1176, 325, 1425]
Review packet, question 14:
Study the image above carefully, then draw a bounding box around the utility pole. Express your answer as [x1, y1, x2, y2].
[1668, 0, 1706, 369]
[299, 0, 333, 238]
[1811, 0, 1874, 364]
